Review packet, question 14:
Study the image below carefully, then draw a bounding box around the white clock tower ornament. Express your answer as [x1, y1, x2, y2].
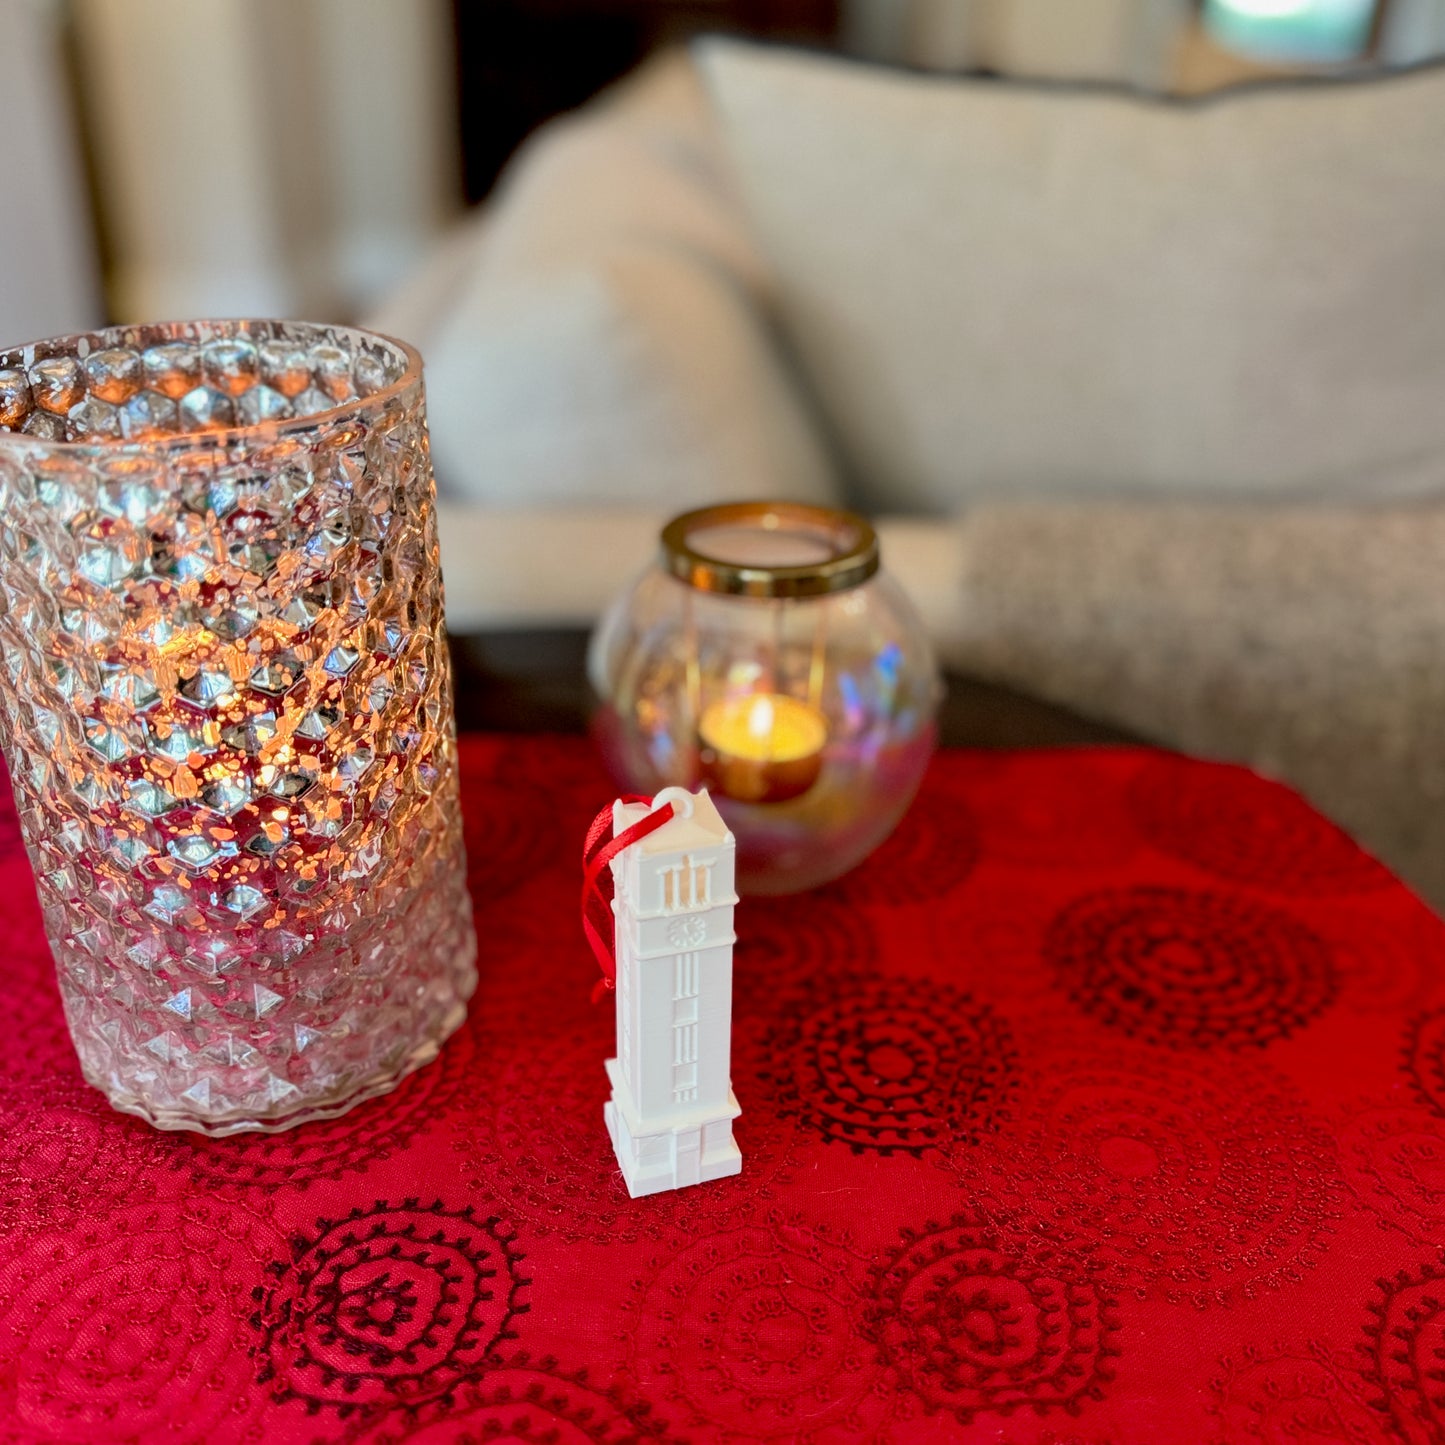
[603, 786, 742, 1197]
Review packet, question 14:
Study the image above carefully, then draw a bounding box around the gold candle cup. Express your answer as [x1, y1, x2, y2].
[698, 692, 828, 804]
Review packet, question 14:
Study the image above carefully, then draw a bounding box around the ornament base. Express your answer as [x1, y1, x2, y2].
[604, 1057, 742, 1197]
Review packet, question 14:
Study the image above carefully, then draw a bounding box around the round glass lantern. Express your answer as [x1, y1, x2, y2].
[589, 502, 941, 894]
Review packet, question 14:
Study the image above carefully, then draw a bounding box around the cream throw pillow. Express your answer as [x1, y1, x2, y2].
[699, 41, 1445, 511]
[370, 51, 840, 512]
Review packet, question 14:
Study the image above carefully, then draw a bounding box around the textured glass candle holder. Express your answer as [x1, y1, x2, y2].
[0, 321, 476, 1135]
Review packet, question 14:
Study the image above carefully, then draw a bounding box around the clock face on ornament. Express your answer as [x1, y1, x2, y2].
[666, 915, 708, 949]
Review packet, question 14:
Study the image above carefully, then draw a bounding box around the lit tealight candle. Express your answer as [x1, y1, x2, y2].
[698, 693, 828, 804]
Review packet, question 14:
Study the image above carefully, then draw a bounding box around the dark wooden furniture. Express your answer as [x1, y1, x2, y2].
[452, 0, 839, 202]
[449, 630, 1137, 747]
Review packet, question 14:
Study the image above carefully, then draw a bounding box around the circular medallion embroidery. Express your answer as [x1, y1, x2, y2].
[252, 1200, 529, 1417]
[457, 1014, 797, 1245]
[868, 1213, 1120, 1426]
[1128, 756, 1392, 896]
[1045, 886, 1338, 1048]
[1405, 1009, 1445, 1119]
[462, 737, 614, 902]
[0, 1199, 277, 1443]
[0, 1063, 169, 1239]
[1360, 1257, 1445, 1445]
[173, 1024, 475, 1192]
[462, 773, 569, 901]
[1209, 1340, 1385, 1444]
[823, 782, 980, 906]
[349, 1353, 674, 1445]
[1319, 907, 1445, 1015]
[623, 1219, 885, 1440]
[955, 1052, 1341, 1307]
[1338, 1103, 1445, 1247]
[734, 895, 880, 1009]
[760, 975, 1016, 1155]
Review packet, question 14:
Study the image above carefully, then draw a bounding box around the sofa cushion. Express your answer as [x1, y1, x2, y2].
[371, 51, 841, 512]
[699, 40, 1445, 511]
[950, 495, 1445, 906]
[412, 244, 840, 510]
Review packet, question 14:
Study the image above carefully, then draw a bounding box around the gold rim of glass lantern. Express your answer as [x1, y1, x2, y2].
[660, 502, 879, 599]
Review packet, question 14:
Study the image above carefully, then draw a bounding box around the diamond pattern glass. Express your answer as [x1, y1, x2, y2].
[0, 321, 475, 1135]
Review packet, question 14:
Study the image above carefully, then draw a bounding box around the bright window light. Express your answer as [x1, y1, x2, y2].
[1203, 0, 1377, 61]
[1215, 0, 1316, 16]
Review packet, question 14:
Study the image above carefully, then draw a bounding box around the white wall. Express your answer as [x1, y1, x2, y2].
[70, 0, 459, 324]
[0, 0, 102, 345]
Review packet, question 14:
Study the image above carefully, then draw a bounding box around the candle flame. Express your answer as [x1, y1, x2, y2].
[746, 694, 775, 742]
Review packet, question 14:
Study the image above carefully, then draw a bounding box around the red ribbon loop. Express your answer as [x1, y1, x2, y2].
[581, 795, 675, 1001]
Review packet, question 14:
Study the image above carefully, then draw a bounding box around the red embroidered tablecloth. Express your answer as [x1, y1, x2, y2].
[1, 735, 1443, 1444]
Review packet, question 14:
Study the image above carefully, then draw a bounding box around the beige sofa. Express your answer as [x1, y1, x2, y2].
[373, 43, 1445, 906]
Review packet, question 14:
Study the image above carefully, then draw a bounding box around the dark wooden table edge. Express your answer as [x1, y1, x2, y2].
[449, 630, 1139, 749]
